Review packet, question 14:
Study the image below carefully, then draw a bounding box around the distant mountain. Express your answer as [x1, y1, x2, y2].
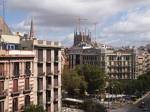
[0, 17, 12, 35]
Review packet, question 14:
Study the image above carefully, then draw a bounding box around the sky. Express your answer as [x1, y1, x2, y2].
[1, 0, 150, 47]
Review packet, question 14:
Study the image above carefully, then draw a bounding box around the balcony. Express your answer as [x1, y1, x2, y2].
[37, 79, 43, 93]
[46, 85, 51, 91]
[46, 72, 52, 77]
[25, 69, 31, 76]
[54, 56, 59, 63]
[54, 80, 59, 88]
[12, 70, 20, 78]
[46, 50, 51, 63]
[0, 90, 7, 99]
[46, 92, 51, 104]
[54, 67, 59, 75]
[11, 89, 20, 97]
[54, 94, 58, 102]
[38, 50, 43, 63]
[23, 87, 32, 94]
[38, 72, 45, 78]
[0, 71, 5, 80]
[38, 58, 43, 63]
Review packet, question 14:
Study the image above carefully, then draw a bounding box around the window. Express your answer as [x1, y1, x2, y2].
[38, 63, 43, 75]
[0, 63, 4, 76]
[13, 79, 18, 92]
[25, 78, 29, 90]
[54, 50, 58, 61]
[13, 62, 19, 76]
[38, 49, 43, 61]
[25, 95, 30, 107]
[25, 62, 31, 75]
[0, 81, 4, 92]
[46, 50, 51, 62]
[46, 63, 51, 75]
[37, 93, 43, 105]
[0, 101, 4, 112]
[38, 78, 43, 90]
[13, 98, 18, 111]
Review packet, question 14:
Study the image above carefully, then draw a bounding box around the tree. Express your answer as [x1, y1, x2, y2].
[24, 104, 45, 112]
[83, 99, 106, 112]
[106, 80, 124, 94]
[76, 65, 106, 94]
[62, 69, 87, 96]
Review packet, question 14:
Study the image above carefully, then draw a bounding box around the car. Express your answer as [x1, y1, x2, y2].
[138, 101, 145, 108]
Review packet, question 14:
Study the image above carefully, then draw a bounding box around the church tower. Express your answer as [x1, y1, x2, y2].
[29, 19, 34, 39]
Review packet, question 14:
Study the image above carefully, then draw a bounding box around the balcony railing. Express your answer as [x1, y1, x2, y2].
[0, 71, 6, 79]
[54, 94, 58, 102]
[46, 72, 52, 77]
[11, 89, 20, 97]
[13, 70, 20, 78]
[46, 85, 51, 90]
[54, 80, 58, 88]
[46, 94, 51, 104]
[25, 69, 31, 76]
[23, 87, 32, 94]
[54, 68, 59, 75]
[38, 72, 45, 78]
[54, 56, 59, 62]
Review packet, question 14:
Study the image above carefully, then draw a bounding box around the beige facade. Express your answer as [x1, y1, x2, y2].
[21, 39, 62, 112]
[69, 47, 137, 79]
[106, 50, 136, 79]
[136, 51, 150, 76]
[0, 50, 34, 112]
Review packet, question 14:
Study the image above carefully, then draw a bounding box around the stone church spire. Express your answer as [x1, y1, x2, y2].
[29, 19, 34, 39]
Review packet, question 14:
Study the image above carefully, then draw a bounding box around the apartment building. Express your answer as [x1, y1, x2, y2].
[0, 50, 34, 112]
[0, 18, 62, 112]
[106, 49, 136, 79]
[69, 31, 137, 79]
[21, 38, 62, 112]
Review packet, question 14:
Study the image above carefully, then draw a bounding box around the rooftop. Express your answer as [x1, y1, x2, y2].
[0, 50, 35, 57]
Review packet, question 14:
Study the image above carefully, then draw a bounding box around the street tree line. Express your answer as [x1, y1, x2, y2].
[106, 72, 150, 96]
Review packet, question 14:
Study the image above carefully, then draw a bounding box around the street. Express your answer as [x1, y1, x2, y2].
[112, 93, 150, 112]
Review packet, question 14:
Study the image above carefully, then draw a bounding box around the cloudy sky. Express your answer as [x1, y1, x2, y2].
[1, 0, 150, 47]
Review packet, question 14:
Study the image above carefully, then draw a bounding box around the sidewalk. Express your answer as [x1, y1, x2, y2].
[133, 91, 150, 105]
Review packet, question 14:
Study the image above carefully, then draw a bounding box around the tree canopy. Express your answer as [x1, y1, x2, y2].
[24, 104, 45, 112]
[62, 65, 106, 96]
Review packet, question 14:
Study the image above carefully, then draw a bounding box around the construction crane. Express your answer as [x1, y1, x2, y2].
[77, 17, 88, 32]
[93, 22, 98, 42]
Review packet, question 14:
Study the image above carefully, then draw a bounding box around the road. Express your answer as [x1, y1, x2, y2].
[111, 93, 150, 112]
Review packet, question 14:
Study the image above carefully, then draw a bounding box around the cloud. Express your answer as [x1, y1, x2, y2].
[99, 8, 150, 46]
[7, 0, 150, 46]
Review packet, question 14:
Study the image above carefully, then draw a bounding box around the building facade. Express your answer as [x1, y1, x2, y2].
[0, 50, 34, 112]
[106, 49, 136, 79]
[69, 31, 137, 79]
[0, 18, 62, 112]
[21, 39, 62, 112]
